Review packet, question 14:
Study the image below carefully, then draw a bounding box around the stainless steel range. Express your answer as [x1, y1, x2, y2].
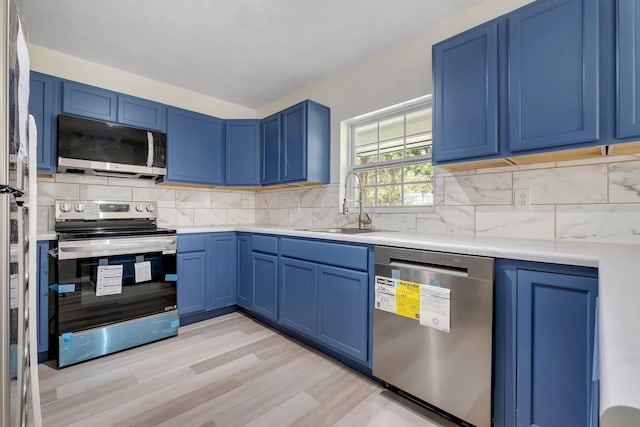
[50, 200, 178, 368]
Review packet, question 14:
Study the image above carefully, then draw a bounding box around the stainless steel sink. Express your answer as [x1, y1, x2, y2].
[300, 227, 378, 234]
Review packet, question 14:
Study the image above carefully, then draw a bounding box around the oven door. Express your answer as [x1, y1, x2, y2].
[52, 236, 177, 334]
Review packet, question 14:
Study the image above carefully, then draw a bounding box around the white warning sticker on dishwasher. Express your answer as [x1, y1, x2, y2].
[420, 285, 451, 333]
[374, 275, 396, 313]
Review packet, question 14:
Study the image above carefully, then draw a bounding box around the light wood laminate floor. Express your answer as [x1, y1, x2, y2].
[36, 312, 457, 427]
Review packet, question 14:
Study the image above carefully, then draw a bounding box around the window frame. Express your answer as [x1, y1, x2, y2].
[345, 95, 434, 214]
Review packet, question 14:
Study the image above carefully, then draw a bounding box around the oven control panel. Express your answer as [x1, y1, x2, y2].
[55, 200, 158, 221]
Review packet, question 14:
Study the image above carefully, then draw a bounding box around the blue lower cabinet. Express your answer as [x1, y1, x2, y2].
[177, 251, 206, 315]
[236, 234, 252, 309]
[316, 265, 368, 363]
[516, 268, 598, 427]
[251, 252, 278, 321]
[494, 259, 598, 427]
[177, 233, 236, 320]
[37, 241, 49, 360]
[207, 234, 237, 309]
[279, 257, 317, 337]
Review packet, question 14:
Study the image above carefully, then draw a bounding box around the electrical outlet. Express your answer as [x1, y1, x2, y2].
[514, 189, 531, 210]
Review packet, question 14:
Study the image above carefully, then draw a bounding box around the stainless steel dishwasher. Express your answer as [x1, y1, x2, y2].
[373, 246, 494, 427]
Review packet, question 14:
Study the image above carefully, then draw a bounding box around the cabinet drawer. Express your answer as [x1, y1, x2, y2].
[280, 238, 368, 271]
[252, 235, 278, 254]
[177, 234, 206, 252]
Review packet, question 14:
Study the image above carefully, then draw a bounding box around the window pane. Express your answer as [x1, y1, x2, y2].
[379, 137, 404, 161]
[378, 166, 402, 185]
[405, 163, 434, 182]
[377, 185, 402, 206]
[362, 186, 375, 207]
[405, 134, 432, 157]
[379, 116, 404, 141]
[404, 183, 434, 206]
[354, 123, 378, 146]
[406, 108, 432, 134]
[355, 143, 378, 165]
[358, 170, 376, 187]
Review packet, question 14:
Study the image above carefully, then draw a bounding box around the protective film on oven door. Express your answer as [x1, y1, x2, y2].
[52, 250, 177, 333]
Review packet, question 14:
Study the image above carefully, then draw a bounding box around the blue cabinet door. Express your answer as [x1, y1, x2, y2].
[508, 0, 598, 152]
[516, 269, 598, 427]
[117, 95, 166, 132]
[237, 234, 252, 308]
[225, 119, 261, 186]
[281, 101, 330, 184]
[433, 21, 500, 162]
[177, 252, 206, 315]
[166, 107, 224, 185]
[279, 257, 317, 337]
[36, 241, 49, 358]
[281, 103, 307, 182]
[252, 252, 278, 321]
[30, 72, 59, 174]
[317, 265, 368, 362]
[617, 0, 640, 138]
[62, 80, 118, 122]
[207, 233, 237, 309]
[261, 113, 281, 185]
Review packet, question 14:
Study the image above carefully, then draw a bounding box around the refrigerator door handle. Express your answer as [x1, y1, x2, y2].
[0, 185, 25, 198]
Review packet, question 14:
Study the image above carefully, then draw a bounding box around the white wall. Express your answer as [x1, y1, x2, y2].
[28, 44, 256, 119]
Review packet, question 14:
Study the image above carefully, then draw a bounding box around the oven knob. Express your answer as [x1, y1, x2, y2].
[74, 203, 85, 212]
[60, 203, 72, 213]
[135, 204, 145, 212]
[146, 204, 155, 213]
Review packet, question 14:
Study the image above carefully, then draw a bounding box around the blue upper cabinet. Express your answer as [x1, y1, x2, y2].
[617, 0, 640, 138]
[225, 119, 261, 186]
[433, 21, 500, 162]
[117, 94, 166, 132]
[432, 0, 606, 167]
[508, 0, 598, 152]
[516, 268, 598, 427]
[281, 100, 330, 184]
[261, 113, 281, 185]
[29, 72, 60, 174]
[165, 107, 224, 185]
[62, 80, 118, 122]
[62, 80, 166, 131]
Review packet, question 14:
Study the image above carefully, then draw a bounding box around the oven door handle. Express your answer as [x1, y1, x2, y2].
[58, 239, 177, 260]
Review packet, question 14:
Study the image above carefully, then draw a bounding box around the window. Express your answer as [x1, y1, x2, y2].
[347, 96, 433, 211]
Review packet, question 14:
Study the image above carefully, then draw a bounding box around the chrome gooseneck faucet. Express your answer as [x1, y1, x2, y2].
[343, 171, 372, 230]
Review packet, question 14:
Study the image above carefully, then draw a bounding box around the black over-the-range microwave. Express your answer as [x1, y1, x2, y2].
[57, 114, 167, 178]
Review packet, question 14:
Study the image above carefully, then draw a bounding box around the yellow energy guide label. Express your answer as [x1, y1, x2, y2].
[374, 275, 452, 332]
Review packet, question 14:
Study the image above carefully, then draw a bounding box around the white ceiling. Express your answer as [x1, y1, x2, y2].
[22, 0, 482, 109]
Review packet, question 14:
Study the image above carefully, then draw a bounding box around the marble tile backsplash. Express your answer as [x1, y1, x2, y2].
[37, 174, 256, 232]
[38, 155, 640, 244]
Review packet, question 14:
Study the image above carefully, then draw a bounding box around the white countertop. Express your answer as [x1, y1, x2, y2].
[41, 225, 640, 425]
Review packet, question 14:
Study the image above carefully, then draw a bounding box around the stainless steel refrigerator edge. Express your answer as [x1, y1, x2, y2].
[373, 246, 494, 427]
[1, 0, 34, 425]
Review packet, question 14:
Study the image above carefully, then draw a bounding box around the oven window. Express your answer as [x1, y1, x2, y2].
[54, 252, 177, 333]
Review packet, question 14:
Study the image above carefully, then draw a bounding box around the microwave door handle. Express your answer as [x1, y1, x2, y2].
[147, 132, 154, 167]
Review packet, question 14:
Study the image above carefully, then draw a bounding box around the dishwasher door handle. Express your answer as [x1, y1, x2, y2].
[389, 260, 469, 278]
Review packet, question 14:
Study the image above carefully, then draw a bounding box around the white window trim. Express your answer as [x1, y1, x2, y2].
[342, 95, 435, 215]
